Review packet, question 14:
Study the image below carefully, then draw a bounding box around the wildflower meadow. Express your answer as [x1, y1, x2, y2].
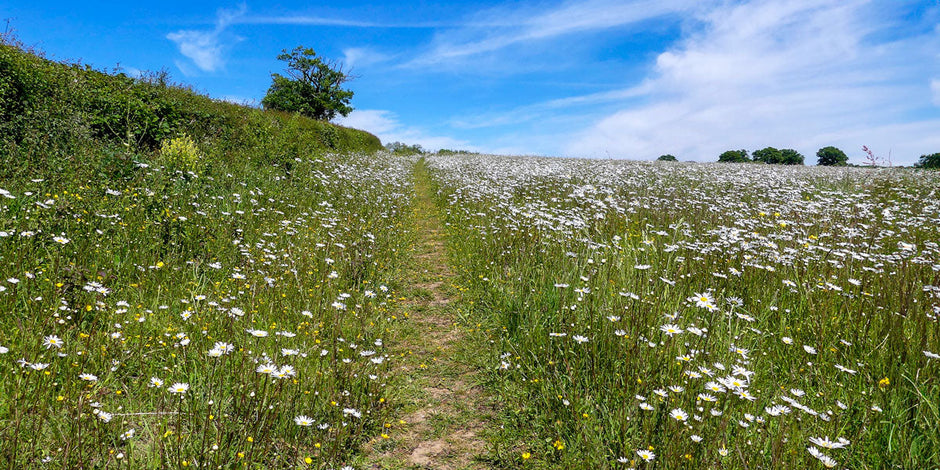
[426, 155, 939, 468]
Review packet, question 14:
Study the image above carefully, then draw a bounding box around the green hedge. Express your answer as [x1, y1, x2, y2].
[0, 40, 382, 179]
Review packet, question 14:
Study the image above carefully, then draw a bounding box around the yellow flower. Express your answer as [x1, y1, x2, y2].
[304, 457, 313, 464]
[522, 452, 531, 460]
[878, 377, 890, 388]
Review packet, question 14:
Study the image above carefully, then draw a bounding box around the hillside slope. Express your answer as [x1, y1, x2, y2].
[0, 38, 382, 182]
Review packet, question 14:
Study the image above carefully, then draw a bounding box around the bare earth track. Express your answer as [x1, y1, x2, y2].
[357, 160, 492, 470]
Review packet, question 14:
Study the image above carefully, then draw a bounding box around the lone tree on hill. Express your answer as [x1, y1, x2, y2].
[657, 154, 677, 162]
[915, 152, 940, 169]
[718, 149, 750, 163]
[816, 146, 848, 166]
[262, 46, 354, 121]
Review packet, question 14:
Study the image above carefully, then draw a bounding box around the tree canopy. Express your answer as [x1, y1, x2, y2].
[753, 147, 804, 165]
[657, 154, 678, 162]
[718, 149, 750, 163]
[915, 152, 940, 169]
[817, 146, 848, 166]
[261, 46, 354, 121]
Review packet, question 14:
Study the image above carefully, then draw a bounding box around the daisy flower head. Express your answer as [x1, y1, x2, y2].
[670, 408, 689, 422]
[294, 415, 314, 426]
[79, 373, 98, 382]
[43, 335, 64, 349]
[168, 382, 189, 394]
[692, 292, 714, 308]
[256, 363, 277, 375]
[660, 324, 683, 336]
[808, 436, 849, 449]
[636, 449, 655, 462]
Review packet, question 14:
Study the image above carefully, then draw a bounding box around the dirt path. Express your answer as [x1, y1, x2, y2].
[357, 159, 491, 470]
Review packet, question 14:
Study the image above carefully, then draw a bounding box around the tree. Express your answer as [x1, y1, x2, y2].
[386, 141, 424, 155]
[915, 152, 940, 169]
[752, 147, 782, 164]
[261, 46, 353, 121]
[718, 149, 750, 163]
[779, 148, 804, 165]
[657, 154, 677, 162]
[816, 146, 848, 166]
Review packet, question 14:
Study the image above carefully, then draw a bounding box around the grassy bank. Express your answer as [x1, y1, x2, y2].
[0, 40, 419, 469]
[1, 37, 382, 184]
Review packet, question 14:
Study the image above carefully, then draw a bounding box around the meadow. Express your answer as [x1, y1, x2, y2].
[0, 150, 419, 468]
[425, 155, 940, 468]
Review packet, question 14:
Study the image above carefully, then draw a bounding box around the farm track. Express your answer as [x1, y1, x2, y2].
[358, 160, 493, 469]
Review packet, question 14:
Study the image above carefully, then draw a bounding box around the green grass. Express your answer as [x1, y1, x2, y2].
[0, 38, 416, 469]
[0, 151, 417, 468]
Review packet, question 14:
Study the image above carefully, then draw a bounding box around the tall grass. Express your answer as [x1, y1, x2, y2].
[427, 156, 940, 468]
[0, 151, 417, 468]
[0, 39, 418, 469]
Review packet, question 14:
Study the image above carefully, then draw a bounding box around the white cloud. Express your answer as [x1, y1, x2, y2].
[334, 110, 473, 152]
[560, 0, 940, 165]
[167, 4, 246, 73]
[410, 0, 696, 66]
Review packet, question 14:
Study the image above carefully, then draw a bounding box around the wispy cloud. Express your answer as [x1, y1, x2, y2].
[341, 47, 391, 68]
[451, 81, 654, 129]
[560, 0, 940, 164]
[167, 4, 246, 73]
[236, 15, 467, 29]
[409, 0, 696, 66]
[335, 110, 473, 152]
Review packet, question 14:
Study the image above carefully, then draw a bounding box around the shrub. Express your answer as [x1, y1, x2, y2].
[159, 135, 202, 173]
[657, 154, 678, 162]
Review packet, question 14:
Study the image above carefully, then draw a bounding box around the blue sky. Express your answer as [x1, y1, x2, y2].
[4, 1, 940, 164]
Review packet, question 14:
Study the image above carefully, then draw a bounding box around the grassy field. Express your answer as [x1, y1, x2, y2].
[2, 145, 939, 469]
[425, 155, 940, 469]
[0, 150, 418, 468]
